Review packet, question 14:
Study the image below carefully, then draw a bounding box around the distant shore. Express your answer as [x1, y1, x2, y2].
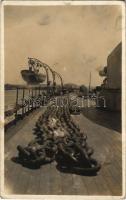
[5, 83, 48, 90]
[5, 84, 25, 90]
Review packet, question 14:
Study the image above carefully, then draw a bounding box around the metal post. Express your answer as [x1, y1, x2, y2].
[22, 88, 25, 117]
[54, 71, 64, 95]
[15, 87, 19, 121]
[28, 88, 30, 113]
[38, 87, 40, 108]
[35, 87, 37, 108]
[32, 88, 33, 110]
[89, 72, 91, 94]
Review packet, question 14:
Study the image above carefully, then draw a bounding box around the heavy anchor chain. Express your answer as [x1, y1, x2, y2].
[15, 105, 101, 174]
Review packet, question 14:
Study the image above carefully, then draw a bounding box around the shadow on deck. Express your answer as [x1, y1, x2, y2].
[82, 107, 121, 133]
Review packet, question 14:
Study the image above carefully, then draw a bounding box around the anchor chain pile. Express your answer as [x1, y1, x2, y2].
[16, 105, 101, 174]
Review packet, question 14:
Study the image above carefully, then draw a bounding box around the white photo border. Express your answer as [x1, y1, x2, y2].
[0, 1, 125, 199]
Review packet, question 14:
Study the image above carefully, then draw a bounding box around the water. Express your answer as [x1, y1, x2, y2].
[5, 90, 30, 111]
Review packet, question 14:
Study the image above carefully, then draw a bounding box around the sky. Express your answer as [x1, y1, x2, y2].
[4, 5, 122, 86]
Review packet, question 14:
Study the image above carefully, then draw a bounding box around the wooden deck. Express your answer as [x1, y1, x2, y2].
[4, 107, 122, 195]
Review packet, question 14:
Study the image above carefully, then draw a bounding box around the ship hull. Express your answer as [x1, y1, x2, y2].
[21, 70, 46, 85]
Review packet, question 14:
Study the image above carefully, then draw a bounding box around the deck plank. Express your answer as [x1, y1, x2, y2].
[5, 108, 122, 195]
[35, 164, 51, 195]
[49, 162, 62, 195]
[83, 176, 99, 195]
[60, 173, 75, 195]
[94, 175, 112, 195]
[72, 174, 88, 195]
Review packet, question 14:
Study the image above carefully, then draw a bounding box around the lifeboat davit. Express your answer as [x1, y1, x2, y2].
[21, 70, 46, 85]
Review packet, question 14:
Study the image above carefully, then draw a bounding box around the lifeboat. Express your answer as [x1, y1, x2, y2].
[21, 70, 46, 85]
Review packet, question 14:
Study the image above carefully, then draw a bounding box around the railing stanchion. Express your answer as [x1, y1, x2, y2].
[32, 88, 33, 110]
[28, 88, 30, 113]
[15, 87, 19, 122]
[22, 88, 25, 117]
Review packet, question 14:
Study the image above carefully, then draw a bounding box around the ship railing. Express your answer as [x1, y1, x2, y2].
[5, 85, 51, 129]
